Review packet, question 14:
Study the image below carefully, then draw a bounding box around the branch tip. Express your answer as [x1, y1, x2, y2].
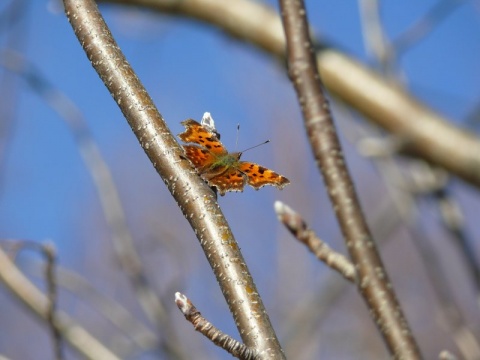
[175, 292, 259, 359]
[439, 350, 457, 360]
[273, 200, 287, 216]
[175, 292, 193, 315]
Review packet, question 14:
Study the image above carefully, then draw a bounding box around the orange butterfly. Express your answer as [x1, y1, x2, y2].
[178, 118, 290, 196]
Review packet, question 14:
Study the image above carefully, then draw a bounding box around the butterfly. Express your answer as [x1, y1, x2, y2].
[178, 118, 290, 196]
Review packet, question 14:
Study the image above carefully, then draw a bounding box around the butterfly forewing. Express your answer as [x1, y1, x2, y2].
[179, 119, 226, 155]
[238, 162, 290, 190]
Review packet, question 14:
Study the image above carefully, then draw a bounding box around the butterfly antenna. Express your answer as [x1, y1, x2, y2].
[240, 140, 271, 154]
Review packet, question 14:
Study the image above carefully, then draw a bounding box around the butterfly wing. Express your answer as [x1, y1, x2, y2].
[181, 145, 216, 170]
[179, 119, 226, 156]
[182, 145, 241, 194]
[207, 168, 247, 196]
[238, 162, 290, 190]
[179, 118, 290, 195]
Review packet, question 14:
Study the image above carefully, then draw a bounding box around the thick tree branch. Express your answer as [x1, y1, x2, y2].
[62, 1, 285, 358]
[103, 0, 480, 190]
[278, 0, 422, 358]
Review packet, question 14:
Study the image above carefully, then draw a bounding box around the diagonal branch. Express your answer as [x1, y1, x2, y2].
[278, 0, 422, 358]
[62, 1, 285, 358]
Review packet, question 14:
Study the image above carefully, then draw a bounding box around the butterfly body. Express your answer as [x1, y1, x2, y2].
[178, 119, 290, 196]
[212, 152, 241, 167]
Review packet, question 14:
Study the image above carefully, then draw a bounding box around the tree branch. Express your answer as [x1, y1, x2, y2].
[175, 292, 259, 360]
[24, 260, 159, 355]
[274, 201, 355, 282]
[7, 241, 64, 360]
[0, 246, 121, 360]
[278, 0, 422, 358]
[62, 1, 285, 358]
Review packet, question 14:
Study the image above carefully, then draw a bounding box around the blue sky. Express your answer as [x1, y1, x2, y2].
[1, 1, 480, 359]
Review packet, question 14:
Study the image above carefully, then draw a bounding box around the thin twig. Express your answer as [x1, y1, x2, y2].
[0, 245, 121, 360]
[392, 0, 464, 54]
[278, 0, 422, 358]
[406, 162, 480, 293]
[358, 0, 396, 75]
[175, 292, 259, 360]
[24, 260, 158, 356]
[408, 227, 480, 359]
[432, 187, 480, 292]
[7, 241, 64, 360]
[7, 241, 63, 357]
[274, 201, 355, 282]
[63, 1, 285, 358]
[43, 243, 63, 360]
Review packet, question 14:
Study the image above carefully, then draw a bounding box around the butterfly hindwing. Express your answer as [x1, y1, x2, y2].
[182, 145, 216, 171]
[207, 168, 247, 196]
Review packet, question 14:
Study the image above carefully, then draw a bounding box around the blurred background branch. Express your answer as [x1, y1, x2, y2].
[0, 49, 185, 358]
[0, 243, 121, 360]
[103, 0, 480, 189]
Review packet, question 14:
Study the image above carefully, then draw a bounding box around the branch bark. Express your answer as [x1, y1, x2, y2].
[62, 1, 285, 358]
[278, 0, 422, 358]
